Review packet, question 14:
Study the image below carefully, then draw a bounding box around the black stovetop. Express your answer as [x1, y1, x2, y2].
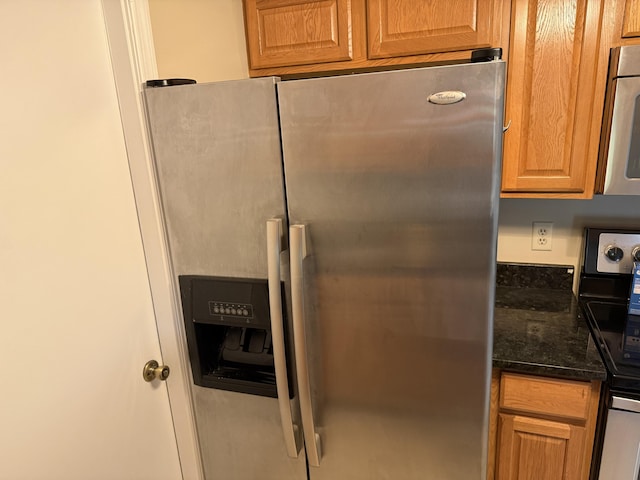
[580, 297, 640, 392]
[578, 228, 640, 393]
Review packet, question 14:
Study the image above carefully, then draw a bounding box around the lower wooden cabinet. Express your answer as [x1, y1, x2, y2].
[488, 372, 600, 480]
[498, 414, 586, 479]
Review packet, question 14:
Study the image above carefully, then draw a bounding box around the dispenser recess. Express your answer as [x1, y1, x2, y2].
[179, 275, 283, 397]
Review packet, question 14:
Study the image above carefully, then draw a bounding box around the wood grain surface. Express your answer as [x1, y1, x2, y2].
[244, 0, 355, 69]
[501, 0, 604, 195]
[367, 0, 498, 58]
[244, 0, 509, 76]
[497, 413, 585, 480]
[623, 0, 640, 37]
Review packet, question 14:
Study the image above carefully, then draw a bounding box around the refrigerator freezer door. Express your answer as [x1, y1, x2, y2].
[278, 62, 505, 479]
[145, 78, 306, 480]
[144, 77, 287, 279]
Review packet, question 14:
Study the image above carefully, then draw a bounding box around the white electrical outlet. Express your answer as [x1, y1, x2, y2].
[531, 222, 553, 251]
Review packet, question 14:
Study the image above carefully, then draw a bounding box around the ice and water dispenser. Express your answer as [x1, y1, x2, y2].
[179, 275, 286, 397]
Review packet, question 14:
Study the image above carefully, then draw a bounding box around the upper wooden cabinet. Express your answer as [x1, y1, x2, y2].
[367, 0, 499, 58]
[243, 0, 509, 76]
[601, 0, 640, 46]
[501, 0, 605, 197]
[623, 0, 640, 38]
[243, 0, 356, 69]
[501, 0, 640, 198]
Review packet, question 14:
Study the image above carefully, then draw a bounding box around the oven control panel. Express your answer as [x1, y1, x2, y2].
[596, 232, 640, 274]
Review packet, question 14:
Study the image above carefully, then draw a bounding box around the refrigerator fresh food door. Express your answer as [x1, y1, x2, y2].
[144, 78, 306, 480]
[278, 61, 505, 480]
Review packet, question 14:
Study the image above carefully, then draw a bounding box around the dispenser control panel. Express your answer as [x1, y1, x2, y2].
[209, 301, 253, 319]
[181, 275, 272, 329]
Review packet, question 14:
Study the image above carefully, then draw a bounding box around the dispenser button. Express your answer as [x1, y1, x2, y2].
[242, 309, 249, 316]
[231, 308, 237, 315]
[225, 308, 231, 314]
[213, 306, 220, 313]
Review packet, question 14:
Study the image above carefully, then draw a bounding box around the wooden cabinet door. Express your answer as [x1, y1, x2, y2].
[623, 0, 640, 37]
[502, 0, 604, 195]
[367, 0, 501, 59]
[497, 414, 586, 480]
[243, 0, 355, 69]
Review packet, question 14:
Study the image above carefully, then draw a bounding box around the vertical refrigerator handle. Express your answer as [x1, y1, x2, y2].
[290, 224, 322, 467]
[266, 218, 303, 458]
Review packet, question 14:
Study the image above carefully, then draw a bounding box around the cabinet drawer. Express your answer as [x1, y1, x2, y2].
[500, 373, 591, 420]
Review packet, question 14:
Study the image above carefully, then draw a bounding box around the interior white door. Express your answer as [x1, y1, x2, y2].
[0, 1, 182, 479]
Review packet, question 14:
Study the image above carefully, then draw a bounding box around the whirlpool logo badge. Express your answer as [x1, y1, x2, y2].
[427, 91, 466, 105]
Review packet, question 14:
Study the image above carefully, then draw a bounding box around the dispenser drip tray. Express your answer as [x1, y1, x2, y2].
[221, 327, 273, 367]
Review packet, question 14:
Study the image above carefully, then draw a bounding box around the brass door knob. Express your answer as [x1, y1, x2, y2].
[143, 360, 170, 382]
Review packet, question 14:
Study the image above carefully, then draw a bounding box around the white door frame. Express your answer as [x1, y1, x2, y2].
[101, 1, 203, 479]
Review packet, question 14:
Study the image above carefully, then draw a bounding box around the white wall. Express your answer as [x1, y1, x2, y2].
[148, 0, 249, 82]
[497, 196, 640, 270]
[0, 1, 182, 478]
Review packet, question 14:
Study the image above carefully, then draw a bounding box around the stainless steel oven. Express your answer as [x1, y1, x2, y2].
[579, 228, 640, 479]
[598, 395, 640, 479]
[597, 46, 640, 195]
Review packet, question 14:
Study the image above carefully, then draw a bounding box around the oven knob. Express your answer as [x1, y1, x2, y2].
[605, 245, 624, 262]
[633, 246, 640, 262]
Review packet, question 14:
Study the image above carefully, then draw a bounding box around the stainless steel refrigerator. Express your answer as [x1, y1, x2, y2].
[144, 59, 505, 480]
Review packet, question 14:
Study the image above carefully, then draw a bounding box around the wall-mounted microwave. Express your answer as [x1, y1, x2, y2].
[597, 45, 640, 195]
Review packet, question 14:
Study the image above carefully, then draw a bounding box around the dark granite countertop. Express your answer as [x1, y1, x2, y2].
[493, 264, 606, 381]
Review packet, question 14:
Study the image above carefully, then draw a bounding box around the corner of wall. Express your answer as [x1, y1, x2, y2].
[147, 0, 249, 82]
